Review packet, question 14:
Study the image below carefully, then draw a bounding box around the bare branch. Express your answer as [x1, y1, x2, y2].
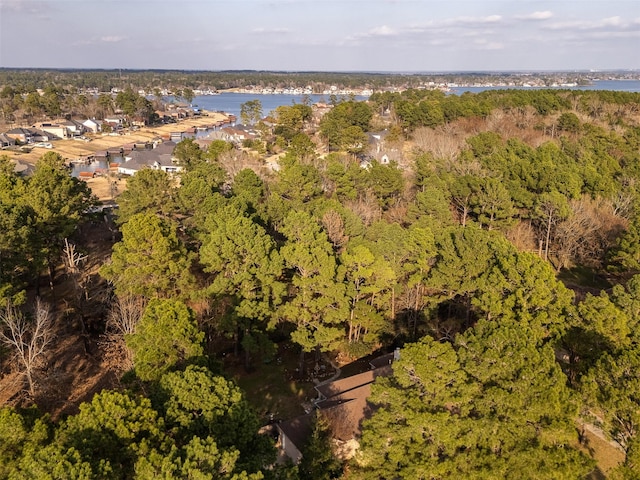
[0, 299, 55, 396]
[106, 294, 146, 337]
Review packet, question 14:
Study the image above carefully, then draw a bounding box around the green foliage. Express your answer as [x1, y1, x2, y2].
[58, 390, 162, 478]
[356, 325, 594, 478]
[126, 299, 204, 381]
[206, 139, 234, 161]
[115, 88, 156, 124]
[240, 99, 263, 126]
[299, 412, 343, 480]
[609, 211, 640, 272]
[582, 346, 640, 451]
[23, 152, 96, 273]
[115, 168, 177, 224]
[158, 366, 274, 470]
[199, 202, 284, 363]
[557, 112, 581, 133]
[100, 213, 195, 299]
[0, 407, 50, 478]
[342, 243, 396, 346]
[362, 160, 404, 209]
[271, 157, 322, 208]
[320, 101, 372, 151]
[278, 210, 348, 353]
[172, 138, 204, 170]
[135, 436, 264, 480]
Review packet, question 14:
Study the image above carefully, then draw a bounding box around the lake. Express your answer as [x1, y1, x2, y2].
[183, 93, 368, 119]
[183, 81, 640, 118]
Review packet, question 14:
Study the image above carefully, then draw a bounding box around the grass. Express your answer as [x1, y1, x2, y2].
[228, 344, 317, 422]
[582, 429, 625, 479]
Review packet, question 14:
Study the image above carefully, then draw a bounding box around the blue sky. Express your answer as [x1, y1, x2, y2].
[1, 0, 638, 71]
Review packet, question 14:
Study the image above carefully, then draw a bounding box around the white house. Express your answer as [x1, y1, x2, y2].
[83, 119, 103, 133]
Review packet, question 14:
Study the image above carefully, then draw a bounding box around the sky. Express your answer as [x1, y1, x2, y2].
[0, 0, 638, 72]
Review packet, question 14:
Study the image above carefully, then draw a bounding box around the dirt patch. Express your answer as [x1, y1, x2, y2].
[84, 175, 126, 203]
[0, 214, 123, 418]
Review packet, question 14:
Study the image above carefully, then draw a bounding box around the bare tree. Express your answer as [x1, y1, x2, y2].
[105, 294, 146, 337]
[322, 209, 348, 252]
[0, 299, 54, 397]
[104, 295, 146, 368]
[555, 196, 626, 270]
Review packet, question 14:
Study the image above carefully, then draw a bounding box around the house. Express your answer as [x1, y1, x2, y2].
[83, 118, 103, 133]
[30, 128, 59, 142]
[277, 351, 396, 464]
[368, 131, 388, 154]
[0, 133, 16, 148]
[118, 141, 182, 176]
[5, 127, 34, 144]
[32, 122, 68, 139]
[58, 118, 87, 136]
[104, 116, 124, 126]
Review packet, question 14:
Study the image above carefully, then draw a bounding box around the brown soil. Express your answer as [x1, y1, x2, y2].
[0, 214, 123, 419]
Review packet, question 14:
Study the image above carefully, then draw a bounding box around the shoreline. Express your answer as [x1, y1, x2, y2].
[3, 109, 230, 167]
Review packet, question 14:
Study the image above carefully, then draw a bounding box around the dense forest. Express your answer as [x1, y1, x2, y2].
[2, 84, 640, 478]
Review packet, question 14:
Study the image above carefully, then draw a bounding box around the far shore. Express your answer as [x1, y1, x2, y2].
[4, 109, 230, 167]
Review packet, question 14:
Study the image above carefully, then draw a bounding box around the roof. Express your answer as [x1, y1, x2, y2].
[315, 365, 391, 400]
[121, 141, 177, 171]
[277, 354, 395, 464]
[277, 414, 313, 453]
[0, 133, 16, 144]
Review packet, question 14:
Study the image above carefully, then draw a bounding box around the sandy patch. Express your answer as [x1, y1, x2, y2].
[4, 110, 229, 166]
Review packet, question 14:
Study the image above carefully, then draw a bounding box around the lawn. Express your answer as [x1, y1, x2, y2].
[227, 343, 319, 422]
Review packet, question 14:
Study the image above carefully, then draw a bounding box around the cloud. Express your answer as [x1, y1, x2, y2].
[461, 14, 502, 24]
[101, 36, 126, 43]
[517, 11, 553, 21]
[545, 16, 638, 31]
[472, 39, 504, 50]
[251, 27, 291, 34]
[369, 25, 396, 36]
[2, 0, 54, 18]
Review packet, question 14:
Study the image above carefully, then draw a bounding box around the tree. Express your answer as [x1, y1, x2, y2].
[320, 101, 372, 151]
[57, 390, 163, 478]
[363, 160, 404, 209]
[104, 294, 147, 369]
[583, 346, 640, 452]
[199, 204, 284, 367]
[399, 225, 438, 338]
[115, 168, 177, 225]
[158, 366, 275, 471]
[472, 177, 515, 230]
[240, 99, 263, 125]
[0, 156, 33, 301]
[341, 243, 395, 347]
[534, 190, 571, 262]
[278, 211, 349, 372]
[172, 138, 204, 170]
[356, 324, 594, 478]
[24, 152, 96, 288]
[135, 437, 264, 480]
[100, 213, 195, 299]
[0, 299, 54, 396]
[126, 299, 204, 381]
[609, 209, 640, 273]
[0, 407, 52, 479]
[299, 412, 343, 480]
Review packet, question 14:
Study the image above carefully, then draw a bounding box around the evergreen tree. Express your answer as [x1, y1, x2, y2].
[126, 299, 204, 381]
